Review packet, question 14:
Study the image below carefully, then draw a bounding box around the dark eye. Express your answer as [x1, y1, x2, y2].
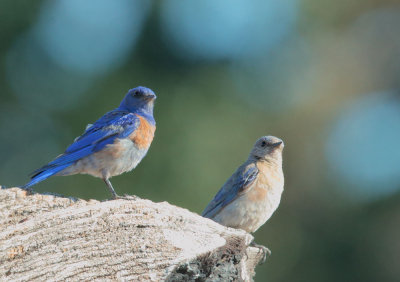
[133, 90, 143, 97]
[261, 141, 267, 147]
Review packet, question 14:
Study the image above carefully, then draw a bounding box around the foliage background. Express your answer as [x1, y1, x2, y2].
[1, 1, 400, 281]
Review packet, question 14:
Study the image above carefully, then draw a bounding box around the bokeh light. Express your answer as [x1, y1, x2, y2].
[326, 91, 400, 200]
[34, 0, 151, 75]
[160, 0, 298, 61]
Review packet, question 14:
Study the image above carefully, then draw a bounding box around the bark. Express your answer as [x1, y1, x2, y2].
[0, 187, 266, 281]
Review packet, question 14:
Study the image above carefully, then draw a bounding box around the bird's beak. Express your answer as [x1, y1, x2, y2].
[145, 94, 156, 101]
[271, 141, 283, 148]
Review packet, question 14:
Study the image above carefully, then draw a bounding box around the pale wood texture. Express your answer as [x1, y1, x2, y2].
[0, 187, 266, 281]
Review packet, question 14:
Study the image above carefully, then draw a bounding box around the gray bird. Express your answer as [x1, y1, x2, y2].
[202, 136, 284, 259]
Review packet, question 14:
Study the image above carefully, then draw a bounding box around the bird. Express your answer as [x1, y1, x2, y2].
[202, 136, 284, 258]
[22, 86, 157, 199]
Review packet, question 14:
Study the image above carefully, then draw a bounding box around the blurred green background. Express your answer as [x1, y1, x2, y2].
[1, 0, 400, 281]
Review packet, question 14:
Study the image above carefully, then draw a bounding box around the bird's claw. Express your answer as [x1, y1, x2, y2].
[250, 242, 271, 264]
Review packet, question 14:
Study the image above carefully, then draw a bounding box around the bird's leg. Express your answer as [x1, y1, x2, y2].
[250, 242, 271, 264]
[103, 178, 119, 199]
[103, 178, 138, 200]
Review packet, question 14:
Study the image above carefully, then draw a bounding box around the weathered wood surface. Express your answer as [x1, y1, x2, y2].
[0, 187, 265, 281]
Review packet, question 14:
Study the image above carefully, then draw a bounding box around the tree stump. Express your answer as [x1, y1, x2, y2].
[0, 187, 265, 281]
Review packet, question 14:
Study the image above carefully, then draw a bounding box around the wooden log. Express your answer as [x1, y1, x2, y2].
[0, 187, 265, 281]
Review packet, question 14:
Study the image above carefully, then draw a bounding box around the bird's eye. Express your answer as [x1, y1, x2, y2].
[261, 141, 267, 147]
[132, 90, 141, 96]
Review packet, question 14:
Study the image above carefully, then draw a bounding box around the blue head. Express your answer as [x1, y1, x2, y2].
[120, 86, 156, 120]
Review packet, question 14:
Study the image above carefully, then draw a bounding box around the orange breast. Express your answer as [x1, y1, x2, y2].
[129, 115, 156, 149]
[247, 184, 267, 202]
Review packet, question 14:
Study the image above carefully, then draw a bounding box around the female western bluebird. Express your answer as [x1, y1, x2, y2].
[22, 86, 156, 199]
[202, 136, 284, 234]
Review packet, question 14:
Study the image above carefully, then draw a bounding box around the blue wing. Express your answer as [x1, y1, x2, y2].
[202, 163, 259, 219]
[65, 110, 136, 154]
[24, 111, 140, 188]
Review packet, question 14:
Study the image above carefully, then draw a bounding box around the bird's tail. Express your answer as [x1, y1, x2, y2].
[21, 163, 70, 189]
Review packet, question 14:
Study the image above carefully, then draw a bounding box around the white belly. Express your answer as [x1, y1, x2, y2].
[213, 182, 283, 233]
[58, 138, 149, 179]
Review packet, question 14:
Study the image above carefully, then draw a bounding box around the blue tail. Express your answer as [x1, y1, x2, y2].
[22, 145, 96, 189]
[22, 163, 71, 189]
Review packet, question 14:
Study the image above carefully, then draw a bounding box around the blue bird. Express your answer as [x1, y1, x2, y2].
[22, 86, 156, 199]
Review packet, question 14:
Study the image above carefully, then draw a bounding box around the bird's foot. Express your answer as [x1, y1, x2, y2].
[103, 179, 138, 201]
[250, 242, 271, 264]
[19, 186, 35, 195]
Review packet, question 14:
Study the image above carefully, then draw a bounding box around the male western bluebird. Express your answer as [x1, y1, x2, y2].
[202, 136, 284, 255]
[22, 86, 156, 199]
